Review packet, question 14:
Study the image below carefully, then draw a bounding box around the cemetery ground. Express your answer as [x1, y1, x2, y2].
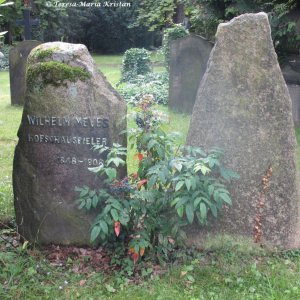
[1, 55, 300, 300]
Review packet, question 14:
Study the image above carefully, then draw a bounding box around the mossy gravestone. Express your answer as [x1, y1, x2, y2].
[13, 42, 127, 245]
[9, 40, 42, 106]
[168, 35, 213, 114]
[187, 13, 300, 248]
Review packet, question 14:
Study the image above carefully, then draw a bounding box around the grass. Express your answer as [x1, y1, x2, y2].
[1, 55, 300, 300]
[0, 71, 22, 221]
[1, 242, 300, 299]
[93, 51, 165, 86]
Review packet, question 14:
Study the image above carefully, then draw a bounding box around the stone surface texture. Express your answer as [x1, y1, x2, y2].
[187, 13, 300, 248]
[9, 40, 42, 106]
[13, 42, 127, 245]
[168, 35, 213, 114]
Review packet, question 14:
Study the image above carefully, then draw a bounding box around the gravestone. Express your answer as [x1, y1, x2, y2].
[288, 85, 300, 125]
[9, 40, 42, 106]
[13, 42, 127, 245]
[281, 55, 300, 124]
[168, 35, 213, 114]
[187, 13, 300, 248]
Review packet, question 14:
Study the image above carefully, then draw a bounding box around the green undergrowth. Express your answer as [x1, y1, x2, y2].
[1, 240, 300, 299]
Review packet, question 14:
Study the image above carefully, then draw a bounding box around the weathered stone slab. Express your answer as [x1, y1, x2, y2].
[187, 13, 300, 248]
[288, 84, 300, 125]
[13, 42, 127, 245]
[168, 35, 213, 114]
[281, 55, 300, 124]
[9, 40, 42, 106]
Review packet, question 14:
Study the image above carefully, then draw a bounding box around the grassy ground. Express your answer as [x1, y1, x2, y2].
[0, 72, 22, 220]
[1, 241, 300, 299]
[1, 55, 300, 300]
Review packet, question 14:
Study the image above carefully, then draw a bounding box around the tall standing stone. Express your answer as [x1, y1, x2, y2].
[9, 40, 42, 106]
[168, 35, 213, 114]
[13, 42, 127, 245]
[187, 13, 300, 248]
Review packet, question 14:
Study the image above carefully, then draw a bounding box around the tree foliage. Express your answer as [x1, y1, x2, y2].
[134, 0, 299, 56]
[0, 0, 159, 53]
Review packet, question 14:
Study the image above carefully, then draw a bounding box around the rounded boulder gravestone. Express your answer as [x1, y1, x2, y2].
[13, 42, 127, 245]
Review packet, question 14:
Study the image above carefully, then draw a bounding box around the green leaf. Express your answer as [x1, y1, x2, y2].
[119, 211, 130, 225]
[107, 157, 125, 167]
[86, 198, 92, 210]
[147, 175, 157, 188]
[175, 181, 185, 191]
[100, 221, 108, 235]
[78, 200, 86, 210]
[158, 169, 166, 183]
[200, 203, 207, 220]
[111, 200, 122, 211]
[103, 205, 111, 215]
[194, 197, 201, 208]
[177, 206, 184, 218]
[175, 197, 188, 209]
[219, 193, 232, 205]
[171, 197, 180, 207]
[185, 178, 192, 191]
[210, 203, 218, 218]
[80, 188, 89, 197]
[208, 185, 215, 196]
[185, 204, 194, 224]
[105, 168, 117, 180]
[0, 2, 14, 7]
[88, 165, 103, 173]
[147, 139, 157, 150]
[90, 225, 101, 242]
[92, 195, 98, 208]
[111, 209, 119, 221]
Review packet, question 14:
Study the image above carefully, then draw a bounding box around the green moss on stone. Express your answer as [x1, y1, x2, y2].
[34, 48, 57, 61]
[27, 61, 91, 88]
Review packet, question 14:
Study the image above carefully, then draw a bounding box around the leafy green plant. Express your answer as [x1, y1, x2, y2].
[188, 0, 299, 58]
[121, 48, 151, 82]
[117, 71, 169, 105]
[162, 24, 189, 69]
[75, 94, 238, 264]
[0, 44, 10, 70]
[0, 0, 13, 59]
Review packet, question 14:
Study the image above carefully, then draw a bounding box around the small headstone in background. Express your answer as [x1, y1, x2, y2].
[281, 54, 300, 125]
[187, 13, 300, 248]
[13, 42, 127, 245]
[168, 35, 213, 114]
[9, 40, 41, 106]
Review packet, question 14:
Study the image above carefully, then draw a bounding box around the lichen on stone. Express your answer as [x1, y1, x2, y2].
[27, 61, 91, 89]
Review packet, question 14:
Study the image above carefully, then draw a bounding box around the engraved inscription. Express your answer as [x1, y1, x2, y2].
[58, 156, 104, 167]
[27, 134, 107, 145]
[27, 115, 109, 128]
[24, 114, 110, 165]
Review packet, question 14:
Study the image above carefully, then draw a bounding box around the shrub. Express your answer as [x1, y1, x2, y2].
[0, 44, 10, 70]
[75, 95, 239, 264]
[117, 72, 169, 105]
[121, 48, 151, 82]
[163, 24, 189, 70]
